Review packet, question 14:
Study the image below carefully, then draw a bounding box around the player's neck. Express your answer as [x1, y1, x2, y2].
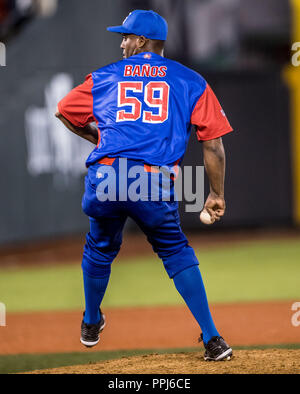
[135, 47, 164, 57]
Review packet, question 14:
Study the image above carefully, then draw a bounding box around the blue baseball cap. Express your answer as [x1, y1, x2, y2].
[107, 10, 168, 41]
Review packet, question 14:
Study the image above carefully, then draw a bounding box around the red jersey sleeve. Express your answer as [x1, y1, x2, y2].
[191, 84, 233, 141]
[57, 74, 95, 127]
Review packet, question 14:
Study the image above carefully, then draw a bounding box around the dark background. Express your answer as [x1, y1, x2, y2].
[0, 0, 294, 246]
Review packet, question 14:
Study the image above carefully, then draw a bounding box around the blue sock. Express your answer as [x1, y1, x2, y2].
[82, 271, 110, 324]
[173, 265, 220, 344]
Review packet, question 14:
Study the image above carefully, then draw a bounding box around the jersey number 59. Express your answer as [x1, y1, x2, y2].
[116, 81, 169, 124]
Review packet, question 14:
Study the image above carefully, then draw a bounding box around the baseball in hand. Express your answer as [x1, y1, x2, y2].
[200, 209, 214, 225]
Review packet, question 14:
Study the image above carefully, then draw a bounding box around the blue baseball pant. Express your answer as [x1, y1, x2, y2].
[81, 158, 199, 278]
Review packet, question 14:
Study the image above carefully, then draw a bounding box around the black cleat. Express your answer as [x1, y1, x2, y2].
[199, 334, 233, 361]
[80, 310, 106, 348]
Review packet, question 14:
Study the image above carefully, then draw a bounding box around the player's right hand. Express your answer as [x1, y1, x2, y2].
[204, 192, 226, 222]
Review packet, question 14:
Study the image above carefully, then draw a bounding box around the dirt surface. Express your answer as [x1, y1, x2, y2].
[26, 350, 300, 374]
[1, 228, 299, 268]
[1, 301, 299, 355]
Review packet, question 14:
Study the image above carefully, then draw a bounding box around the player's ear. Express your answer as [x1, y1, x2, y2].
[137, 35, 148, 49]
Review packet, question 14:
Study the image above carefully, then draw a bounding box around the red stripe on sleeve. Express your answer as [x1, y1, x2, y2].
[191, 84, 233, 141]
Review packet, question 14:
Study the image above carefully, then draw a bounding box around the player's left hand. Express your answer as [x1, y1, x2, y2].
[204, 192, 226, 222]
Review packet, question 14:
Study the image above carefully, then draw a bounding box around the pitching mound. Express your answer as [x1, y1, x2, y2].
[26, 349, 300, 374]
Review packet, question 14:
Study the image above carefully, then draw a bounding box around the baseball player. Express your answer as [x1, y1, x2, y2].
[56, 10, 233, 361]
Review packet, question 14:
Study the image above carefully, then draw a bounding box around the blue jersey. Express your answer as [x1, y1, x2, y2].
[58, 52, 232, 167]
